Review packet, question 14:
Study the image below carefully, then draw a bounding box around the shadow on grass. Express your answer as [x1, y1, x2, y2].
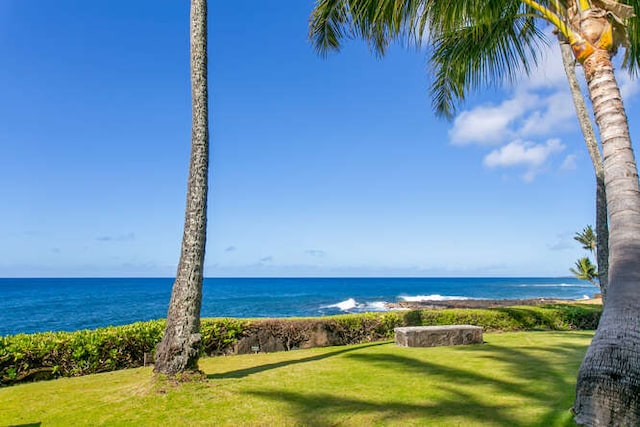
[243, 333, 589, 426]
[247, 388, 518, 427]
[207, 342, 388, 380]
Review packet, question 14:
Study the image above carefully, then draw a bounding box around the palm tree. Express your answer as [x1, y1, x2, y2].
[154, 0, 209, 376]
[575, 225, 597, 252]
[309, 1, 640, 424]
[558, 40, 609, 301]
[571, 256, 599, 285]
[571, 225, 603, 290]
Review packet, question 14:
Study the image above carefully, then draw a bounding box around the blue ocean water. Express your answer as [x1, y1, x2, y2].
[0, 277, 597, 336]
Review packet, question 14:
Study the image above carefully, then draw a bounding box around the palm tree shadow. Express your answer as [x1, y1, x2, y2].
[247, 388, 520, 427]
[207, 342, 388, 380]
[242, 334, 589, 426]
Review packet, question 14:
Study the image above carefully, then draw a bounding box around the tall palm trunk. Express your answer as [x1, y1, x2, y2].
[558, 37, 609, 301]
[154, 0, 209, 376]
[573, 47, 640, 426]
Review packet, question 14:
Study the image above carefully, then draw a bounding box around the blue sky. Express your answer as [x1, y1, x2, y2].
[1, 1, 638, 278]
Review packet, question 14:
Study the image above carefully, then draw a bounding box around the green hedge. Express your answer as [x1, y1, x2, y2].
[411, 304, 602, 331]
[0, 320, 165, 384]
[0, 304, 601, 386]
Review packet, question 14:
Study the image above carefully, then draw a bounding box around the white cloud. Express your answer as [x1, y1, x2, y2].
[518, 90, 577, 137]
[618, 69, 640, 102]
[484, 138, 564, 168]
[447, 26, 637, 182]
[484, 139, 565, 182]
[519, 37, 567, 90]
[447, 30, 584, 180]
[548, 231, 575, 251]
[449, 92, 538, 145]
[560, 154, 577, 171]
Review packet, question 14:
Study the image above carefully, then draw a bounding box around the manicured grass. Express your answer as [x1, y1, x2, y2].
[0, 331, 592, 426]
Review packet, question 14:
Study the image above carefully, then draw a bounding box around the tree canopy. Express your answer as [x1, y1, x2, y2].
[309, 0, 640, 118]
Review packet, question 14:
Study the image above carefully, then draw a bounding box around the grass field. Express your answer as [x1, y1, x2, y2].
[0, 331, 593, 426]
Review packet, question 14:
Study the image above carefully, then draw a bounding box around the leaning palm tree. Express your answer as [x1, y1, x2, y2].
[154, 0, 209, 376]
[558, 40, 609, 301]
[309, 1, 640, 424]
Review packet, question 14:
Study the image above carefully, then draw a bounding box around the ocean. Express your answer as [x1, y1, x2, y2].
[0, 277, 597, 336]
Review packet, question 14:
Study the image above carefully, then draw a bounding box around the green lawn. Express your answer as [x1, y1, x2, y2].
[0, 331, 592, 426]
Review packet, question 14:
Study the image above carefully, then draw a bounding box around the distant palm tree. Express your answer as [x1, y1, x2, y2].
[575, 225, 597, 252]
[154, 0, 209, 376]
[571, 226, 602, 292]
[570, 257, 599, 286]
[309, 1, 640, 424]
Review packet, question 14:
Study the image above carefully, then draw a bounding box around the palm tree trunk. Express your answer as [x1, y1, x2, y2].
[558, 37, 609, 302]
[154, 0, 209, 376]
[573, 48, 640, 426]
[594, 174, 609, 300]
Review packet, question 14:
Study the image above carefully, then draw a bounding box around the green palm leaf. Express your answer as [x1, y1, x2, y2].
[309, 0, 350, 56]
[574, 225, 597, 253]
[429, 8, 546, 118]
[621, 0, 640, 74]
[570, 257, 599, 285]
[309, 0, 427, 56]
[309, 0, 639, 112]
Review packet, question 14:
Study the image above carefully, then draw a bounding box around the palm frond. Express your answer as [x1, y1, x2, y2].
[574, 225, 597, 252]
[347, 0, 407, 55]
[309, 0, 351, 56]
[309, 0, 428, 57]
[570, 257, 599, 285]
[309, 0, 631, 118]
[621, 0, 640, 75]
[428, 3, 547, 118]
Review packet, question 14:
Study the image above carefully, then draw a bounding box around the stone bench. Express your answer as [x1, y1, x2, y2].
[394, 325, 483, 348]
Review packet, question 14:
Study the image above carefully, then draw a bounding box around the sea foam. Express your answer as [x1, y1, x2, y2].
[516, 283, 593, 288]
[325, 298, 357, 311]
[323, 298, 389, 312]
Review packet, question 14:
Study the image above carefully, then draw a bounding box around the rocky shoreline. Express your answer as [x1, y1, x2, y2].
[386, 297, 602, 310]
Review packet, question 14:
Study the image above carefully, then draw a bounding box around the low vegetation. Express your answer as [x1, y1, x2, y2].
[0, 331, 593, 426]
[1, 303, 601, 386]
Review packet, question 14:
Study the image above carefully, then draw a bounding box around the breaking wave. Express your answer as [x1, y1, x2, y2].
[399, 294, 471, 302]
[515, 283, 594, 288]
[322, 298, 389, 312]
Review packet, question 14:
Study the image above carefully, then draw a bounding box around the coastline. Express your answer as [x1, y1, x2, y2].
[386, 296, 603, 310]
[0, 277, 598, 336]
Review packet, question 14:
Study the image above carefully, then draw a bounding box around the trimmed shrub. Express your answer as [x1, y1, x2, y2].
[415, 305, 601, 332]
[323, 312, 405, 343]
[0, 320, 165, 385]
[0, 304, 601, 386]
[200, 318, 249, 355]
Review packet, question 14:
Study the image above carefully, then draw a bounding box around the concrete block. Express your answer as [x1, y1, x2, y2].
[394, 325, 483, 348]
